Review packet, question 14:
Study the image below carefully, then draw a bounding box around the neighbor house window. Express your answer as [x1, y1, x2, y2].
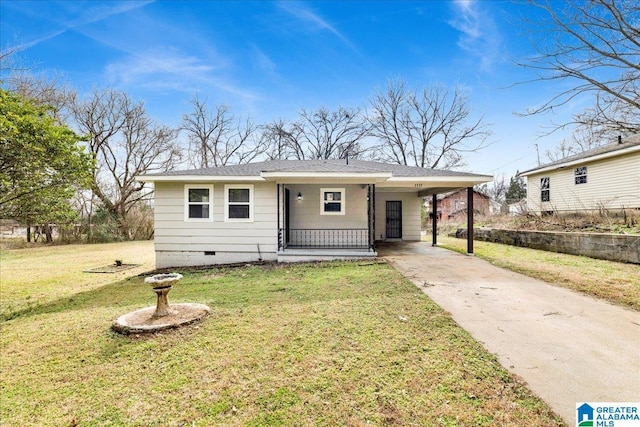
[185, 185, 213, 221]
[575, 166, 587, 184]
[225, 184, 253, 222]
[320, 188, 345, 215]
[540, 177, 550, 202]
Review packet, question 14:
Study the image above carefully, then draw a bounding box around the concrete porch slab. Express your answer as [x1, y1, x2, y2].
[277, 249, 377, 263]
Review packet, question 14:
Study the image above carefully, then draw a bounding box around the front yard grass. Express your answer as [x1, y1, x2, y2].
[437, 236, 640, 311]
[0, 240, 155, 321]
[0, 243, 564, 426]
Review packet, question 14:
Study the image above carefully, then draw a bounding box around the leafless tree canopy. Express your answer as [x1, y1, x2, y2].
[520, 0, 640, 138]
[369, 80, 491, 169]
[1, 49, 72, 122]
[263, 107, 370, 160]
[181, 96, 266, 168]
[70, 89, 181, 239]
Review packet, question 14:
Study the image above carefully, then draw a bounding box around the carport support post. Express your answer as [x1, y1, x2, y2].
[432, 193, 437, 246]
[467, 187, 474, 255]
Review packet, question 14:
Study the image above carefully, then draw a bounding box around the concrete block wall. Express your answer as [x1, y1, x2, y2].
[457, 228, 640, 264]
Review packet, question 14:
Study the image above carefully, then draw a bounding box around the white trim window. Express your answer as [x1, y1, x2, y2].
[185, 185, 213, 221]
[320, 188, 345, 215]
[540, 177, 550, 202]
[225, 184, 254, 222]
[574, 166, 587, 185]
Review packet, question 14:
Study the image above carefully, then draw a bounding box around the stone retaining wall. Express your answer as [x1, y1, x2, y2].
[455, 228, 640, 264]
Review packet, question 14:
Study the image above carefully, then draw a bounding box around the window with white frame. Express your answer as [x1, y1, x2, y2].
[574, 166, 587, 184]
[185, 185, 213, 221]
[320, 188, 345, 215]
[225, 184, 253, 222]
[540, 177, 550, 202]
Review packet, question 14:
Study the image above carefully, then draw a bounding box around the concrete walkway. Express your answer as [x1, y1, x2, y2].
[379, 242, 640, 425]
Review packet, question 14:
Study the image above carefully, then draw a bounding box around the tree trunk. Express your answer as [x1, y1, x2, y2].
[44, 224, 53, 243]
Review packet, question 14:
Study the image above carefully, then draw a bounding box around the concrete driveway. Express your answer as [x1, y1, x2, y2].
[379, 242, 640, 425]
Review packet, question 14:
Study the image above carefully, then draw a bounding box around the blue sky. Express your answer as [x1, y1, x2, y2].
[1, 0, 582, 179]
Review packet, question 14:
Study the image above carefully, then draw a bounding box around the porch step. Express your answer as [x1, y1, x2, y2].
[277, 249, 378, 263]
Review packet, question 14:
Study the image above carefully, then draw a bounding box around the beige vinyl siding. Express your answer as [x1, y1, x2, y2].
[153, 181, 278, 268]
[284, 184, 368, 247]
[374, 191, 422, 241]
[286, 184, 368, 229]
[526, 151, 640, 213]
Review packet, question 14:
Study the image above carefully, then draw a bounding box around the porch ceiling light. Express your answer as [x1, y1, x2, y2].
[297, 192, 303, 201]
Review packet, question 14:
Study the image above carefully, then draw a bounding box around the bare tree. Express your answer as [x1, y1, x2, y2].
[260, 119, 296, 160]
[1, 48, 73, 122]
[70, 89, 181, 239]
[181, 96, 266, 168]
[487, 174, 508, 204]
[369, 80, 491, 169]
[519, 0, 640, 136]
[263, 106, 370, 160]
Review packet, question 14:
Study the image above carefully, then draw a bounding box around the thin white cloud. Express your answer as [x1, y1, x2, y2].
[9, 1, 155, 52]
[448, 0, 503, 72]
[249, 45, 277, 76]
[278, 1, 359, 53]
[105, 47, 258, 101]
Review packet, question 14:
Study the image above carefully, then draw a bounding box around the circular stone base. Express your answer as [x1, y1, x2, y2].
[112, 303, 211, 335]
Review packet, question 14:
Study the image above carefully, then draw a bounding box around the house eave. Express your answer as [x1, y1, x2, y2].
[137, 175, 266, 183]
[260, 171, 392, 184]
[379, 175, 492, 192]
[519, 144, 640, 176]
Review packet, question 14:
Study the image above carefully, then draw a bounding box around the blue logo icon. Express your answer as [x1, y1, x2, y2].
[577, 403, 594, 426]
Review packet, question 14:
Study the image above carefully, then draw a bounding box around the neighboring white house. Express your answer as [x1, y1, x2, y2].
[139, 159, 491, 268]
[519, 136, 640, 214]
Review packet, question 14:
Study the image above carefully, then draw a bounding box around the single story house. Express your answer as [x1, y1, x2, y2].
[426, 189, 492, 221]
[519, 135, 640, 215]
[139, 159, 492, 268]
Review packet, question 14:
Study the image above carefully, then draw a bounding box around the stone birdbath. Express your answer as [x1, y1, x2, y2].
[145, 273, 182, 317]
[112, 272, 211, 335]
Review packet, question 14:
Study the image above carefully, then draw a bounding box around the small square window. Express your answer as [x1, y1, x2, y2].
[321, 188, 345, 215]
[575, 166, 587, 185]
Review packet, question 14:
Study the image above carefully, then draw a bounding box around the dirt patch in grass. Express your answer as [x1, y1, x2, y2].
[437, 236, 640, 311]
[84, 263, 141, 273]
[0, 261, 564, 426]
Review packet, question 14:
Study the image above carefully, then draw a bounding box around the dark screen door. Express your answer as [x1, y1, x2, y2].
[386, 201, 402, 239]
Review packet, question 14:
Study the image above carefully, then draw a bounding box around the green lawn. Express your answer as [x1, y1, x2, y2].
[0, 240, 155, 321]
[0, 242, 564, 426]
[435, 236, 640, 311]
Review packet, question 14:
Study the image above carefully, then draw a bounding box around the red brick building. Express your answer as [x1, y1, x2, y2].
[426, 189, 491, 221]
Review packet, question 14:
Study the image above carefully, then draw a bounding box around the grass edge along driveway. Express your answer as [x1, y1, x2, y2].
[0, 247, 565, 426]
[437, 236, 640, 311]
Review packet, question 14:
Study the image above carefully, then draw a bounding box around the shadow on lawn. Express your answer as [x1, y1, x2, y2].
[1, 263, 396, 322]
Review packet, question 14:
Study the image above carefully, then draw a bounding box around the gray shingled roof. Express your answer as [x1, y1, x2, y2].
[520, 135, 640, 175]
[143, 159, 490, 178]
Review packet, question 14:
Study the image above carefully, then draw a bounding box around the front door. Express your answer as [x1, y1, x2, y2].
[386, 201, 402, 239]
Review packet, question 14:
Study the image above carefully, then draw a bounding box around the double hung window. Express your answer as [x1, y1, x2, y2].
[575, 166, 587, 185]
[225, 185, 253, 222]
[540, 177, 550, 202]
[185, 185, 213, 221]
